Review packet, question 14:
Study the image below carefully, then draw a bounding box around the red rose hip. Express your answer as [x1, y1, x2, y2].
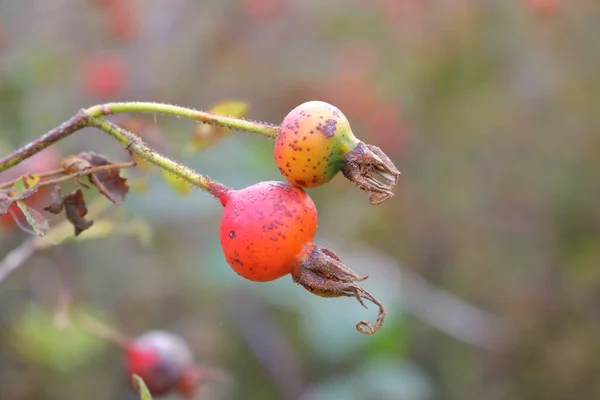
[219, 181, 317, 282]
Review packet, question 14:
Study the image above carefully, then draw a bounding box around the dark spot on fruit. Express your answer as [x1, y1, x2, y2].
[229, 231, 236, 238]
[233, 258, 243, 265]
[316, 119, 337, 137]
[296, 179, 307, 186]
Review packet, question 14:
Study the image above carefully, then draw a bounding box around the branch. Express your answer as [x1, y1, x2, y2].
[0, 110, 89, 173]
[0, 104, 237, 200]
[0, 101, 278, 173]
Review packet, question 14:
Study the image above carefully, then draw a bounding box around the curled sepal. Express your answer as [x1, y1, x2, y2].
[291, 244, 387, 334]
[342, 141, 400, 205]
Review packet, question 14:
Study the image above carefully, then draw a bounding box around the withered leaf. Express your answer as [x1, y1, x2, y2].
[15, 201, 49, 237]
[62, 152, 130, 205]
[43, 186, 64, 214]
[0, 192, 13, 216]
[44, 187, 94, 236]
[63, 189, 94, 236]
[60, 154, 92, 174]
[81, 153, 129, 204]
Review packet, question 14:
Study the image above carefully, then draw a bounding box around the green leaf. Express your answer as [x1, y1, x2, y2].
[15, 200, 49, 236]
[132, 375, 153, 400]
[10, 173, 40, 200]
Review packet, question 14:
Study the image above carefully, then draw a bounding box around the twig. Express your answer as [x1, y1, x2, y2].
[75, 312, 132, 349]
[0, 167, 67, 189]
[0, 161, 137, 190]
[0, 238, 37, 283]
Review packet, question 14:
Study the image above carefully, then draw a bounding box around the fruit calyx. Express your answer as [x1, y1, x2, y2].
[342, 141, 400, 205]
[291, 243, 386, 334]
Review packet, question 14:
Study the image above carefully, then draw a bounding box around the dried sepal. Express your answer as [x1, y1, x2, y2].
[291, 244, 386, 334]
[342, 141, 400, 205]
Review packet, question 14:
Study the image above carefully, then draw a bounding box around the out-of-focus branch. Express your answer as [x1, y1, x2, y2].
[0, 196, 112, 284]
[0, 238, 37, 283]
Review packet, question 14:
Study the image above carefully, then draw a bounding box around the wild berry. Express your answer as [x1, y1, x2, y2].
[125, 331, 193, 396]
[219, 180, 317, 282]
[274, 101, 400, 204]
[218, 181, 386, 333]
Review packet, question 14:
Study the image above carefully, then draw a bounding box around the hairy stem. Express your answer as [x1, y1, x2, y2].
[87, 117, 229, 199]
[85, 102, 278, 138]
[0, 110, 89, 173]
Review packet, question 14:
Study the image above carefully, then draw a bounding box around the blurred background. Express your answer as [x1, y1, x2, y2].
[1, 0, 599, 399]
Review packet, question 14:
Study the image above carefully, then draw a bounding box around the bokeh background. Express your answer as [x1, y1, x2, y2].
[1, 0, 599, 399]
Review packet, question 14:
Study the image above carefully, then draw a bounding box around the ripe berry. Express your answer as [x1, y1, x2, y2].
[219, 181, 317, 282]
[218, 181, 386, 333]
[274, 101, 400, 204]
[125, 331, 193, 396]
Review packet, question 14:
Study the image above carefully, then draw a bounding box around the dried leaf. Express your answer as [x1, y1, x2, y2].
[63, 189, 94, 236]
[0, 192, 12, 216]
[43, 187, 94, 236]
[189, 100, 249, 152]
[132, 375, 154, 400]
[10, 173, 41, 200]
[160, 169, 192, 197]
[64, 153, 130, 204]
[60, 154, 92, 174]
[15, 201, 49, 236]
[43, 186, 64, 214]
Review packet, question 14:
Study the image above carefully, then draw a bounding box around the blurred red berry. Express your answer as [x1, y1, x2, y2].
[125, 331, 194, 396]
[240, 0, 284, 20]
[525, 0, 559, 17]
[82, 55, 128, 99]
[105, 1, 139, 42]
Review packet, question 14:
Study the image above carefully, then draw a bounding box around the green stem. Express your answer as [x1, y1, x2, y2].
[87, 116, 230, 200]
[85, 102, 279, 138]
[0, 102, 279, 175]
